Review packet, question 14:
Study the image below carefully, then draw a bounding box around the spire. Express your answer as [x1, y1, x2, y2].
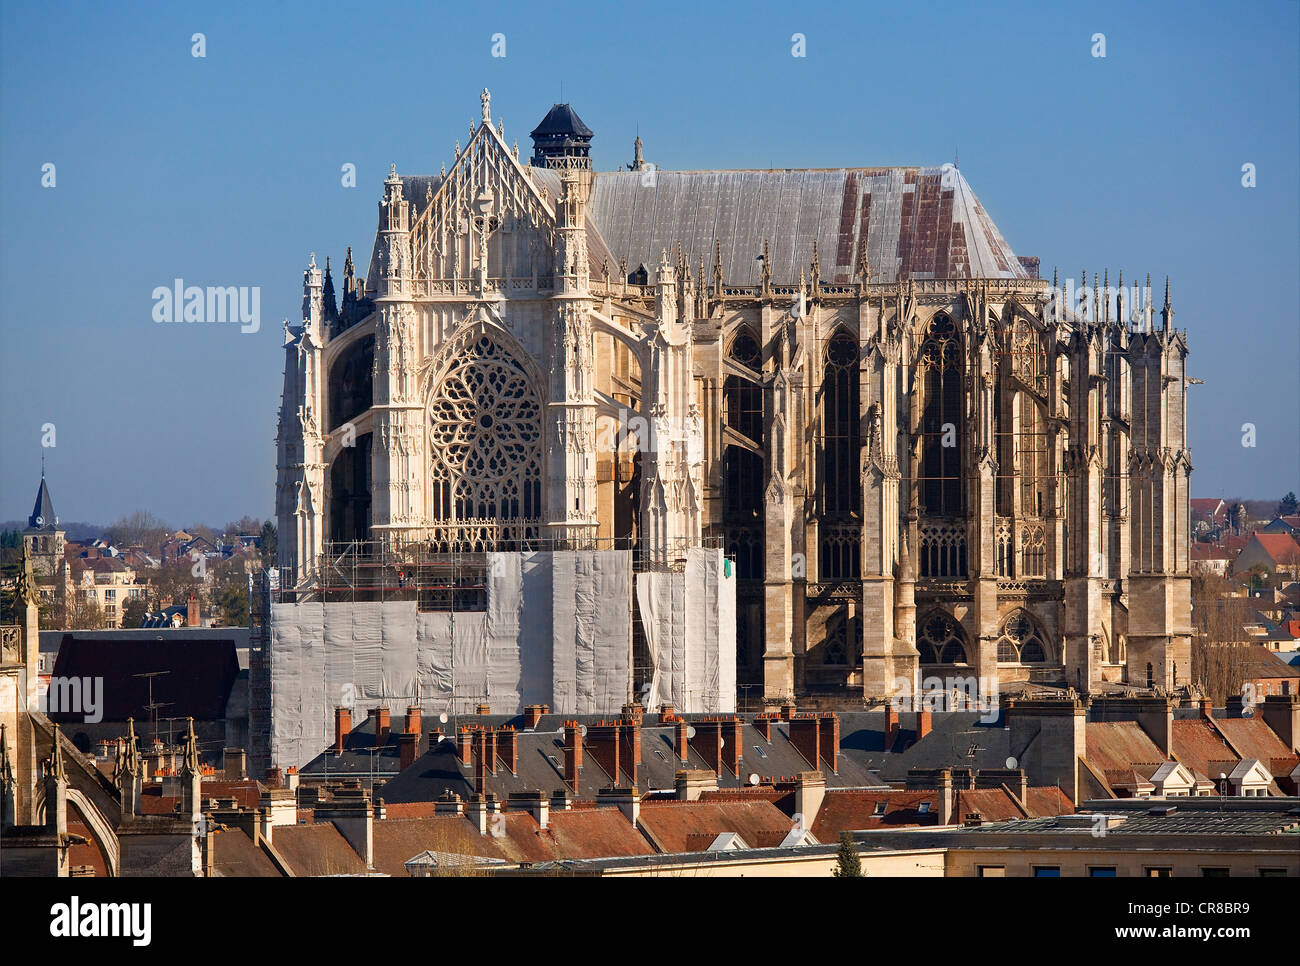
[180, 717, 200, 777]
[629, 134, 645, 172]
[1103, 268, 1110, 323]
[713, 240, 723, 292]
[123, 717, 140, 775]
[28, 474, 57, 530]
[48, 724, 66, 781]
[1144, 272, 1154, 333]
[1161, 275, 1173, 331]
[322, 255, 338, 328]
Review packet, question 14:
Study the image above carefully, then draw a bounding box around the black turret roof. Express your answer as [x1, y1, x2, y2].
[28, 476, 57, 530]
[530, 103, 593, 139]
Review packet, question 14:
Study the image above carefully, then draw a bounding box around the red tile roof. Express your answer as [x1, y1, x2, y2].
[1211, 716, 1293, 765]
[638, 801, 796, 852]
[1171, 719, 1240, 780]
[1250, 533, 1300, 564]
[370, 816, 506, 876]
[272, 823, 369, 876]
[1085, 721, 1167, 779]
[810, 790, 941, 839]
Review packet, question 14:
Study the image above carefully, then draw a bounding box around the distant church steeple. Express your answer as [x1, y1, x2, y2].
[23, 470, 64, 577]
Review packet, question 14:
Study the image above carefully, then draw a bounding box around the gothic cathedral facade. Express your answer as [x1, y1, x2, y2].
[276, 91, 1193, 705]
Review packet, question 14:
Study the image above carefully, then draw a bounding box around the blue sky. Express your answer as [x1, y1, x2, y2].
[2, 0, 1297, 528]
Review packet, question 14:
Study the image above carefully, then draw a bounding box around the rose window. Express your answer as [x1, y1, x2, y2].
[429, 334, 542, 548]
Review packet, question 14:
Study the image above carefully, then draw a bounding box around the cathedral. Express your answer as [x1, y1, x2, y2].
[275, 90, 1193, 707]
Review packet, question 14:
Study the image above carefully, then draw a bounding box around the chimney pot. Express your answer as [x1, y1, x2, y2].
[404, 705, 422, 736]
[334, 707, 352, 754]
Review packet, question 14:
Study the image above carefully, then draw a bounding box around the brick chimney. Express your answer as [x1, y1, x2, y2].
[884, 705, 899, 751]
[1260, 693, 1300, 752]
[621, 702, 644, 726]
[498, 727, 518, 774]
[724, 717, 743, 775]
[1199, 698, 1214, 720]
[456, 727, 473, 764]
[780, 701, 797, 722]
[223, 748, 246, 780]
[658, 704, 676, 724]
[524, 704, 546, 729]
[818, 714, 840, 774]
[620, 720, 641, 787]
[753, 713, 772, 741]
[187, 593, 199, 627]
[916, 708, 933, 742]
[334, 707, 352, 754]
[587, 722, 622, 785]
[563, 721, 583, 791]
[550, 788, 573, 811]
[398, 732, 419, 771]
[789, 714, 821, 770]
[475, 702, 491, 716]
[472, 730, 489, 795]
[404, 705, 421, 736]
[373, 707, 391, 746]
[690, 719, 724, 775]
[675, 719, 690, 764]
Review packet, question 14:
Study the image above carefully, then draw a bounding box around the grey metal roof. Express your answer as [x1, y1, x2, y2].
[586, 167, 1029, 285]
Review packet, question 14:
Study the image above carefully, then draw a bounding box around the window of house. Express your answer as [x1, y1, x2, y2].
[873, 801, 887, 817]
[1258, 868, 1287, 877]
[1145, 867, 1172, 878]
[1033, 866, 1060, 877]
[1200, 868, 1229, 878]
[1088, 867, 1117, 877]
[977, 865, 1005, 877]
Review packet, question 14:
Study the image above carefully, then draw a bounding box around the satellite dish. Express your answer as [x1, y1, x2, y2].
[1005, 757, 1018, 769]
[579, 725, 587, 737]
[748, 773, 759, 786]
[439, 712, 448, 724]
[686, 726, 696, 739]
[719, 737, 725, 749]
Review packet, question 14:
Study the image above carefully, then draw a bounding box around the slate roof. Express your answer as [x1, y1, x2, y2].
[530, 103, 593, 139]
[316, 712, 892, 804]
[48, 634, 240, 722]
[27, 476, 57, 529]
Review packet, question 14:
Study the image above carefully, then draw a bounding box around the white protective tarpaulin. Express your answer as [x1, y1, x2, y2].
[636, 548, 736, 714]
[269, 551, 636, 769]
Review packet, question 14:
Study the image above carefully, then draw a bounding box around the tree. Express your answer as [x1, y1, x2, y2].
[120, 595, 149, 628]
[259, 520, 278, 565]
[104, 510, 170, 554]
[216, 583, 249, 627]
[224, 515, 262, 536]
[1278, 492, 1298, 518]
[833, 832, 863, 877]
